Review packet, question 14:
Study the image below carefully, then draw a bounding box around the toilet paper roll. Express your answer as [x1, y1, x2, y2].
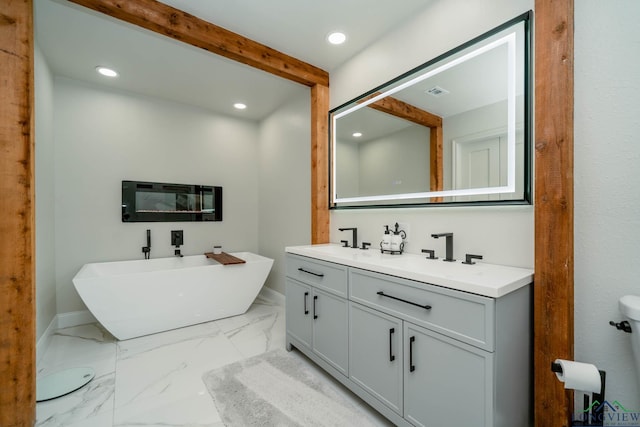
[554, 359, 601, 393]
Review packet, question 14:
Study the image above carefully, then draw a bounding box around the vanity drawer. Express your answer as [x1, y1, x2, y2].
[349, 268, 495, 351]
[286, 254, 348, 297]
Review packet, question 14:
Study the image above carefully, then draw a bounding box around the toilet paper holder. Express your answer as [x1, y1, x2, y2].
[552, 361, 607, 425]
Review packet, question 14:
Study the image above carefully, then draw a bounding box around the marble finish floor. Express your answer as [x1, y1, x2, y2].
[36, 295, 288, 427]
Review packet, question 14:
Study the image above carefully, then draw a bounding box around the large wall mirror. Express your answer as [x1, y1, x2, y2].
[330, 12, 531, 208]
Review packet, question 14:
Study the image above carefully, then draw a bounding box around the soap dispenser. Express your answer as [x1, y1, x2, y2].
[390, 223, 403, 252]
[381, 225, 391, 251]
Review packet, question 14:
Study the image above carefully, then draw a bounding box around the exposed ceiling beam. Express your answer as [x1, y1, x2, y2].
[67, 0, 329, 87]
[360, 93, 443, 128]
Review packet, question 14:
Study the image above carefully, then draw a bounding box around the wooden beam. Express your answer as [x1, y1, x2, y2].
[430, 126, 443, 193]
[67, 0, 329, 87]
[0, 0, 36, 426]
[359, 93, 444, 193]
[311, 84, 330, 244]
[365, 94, 442, 129]
[534, 0, 574, 425]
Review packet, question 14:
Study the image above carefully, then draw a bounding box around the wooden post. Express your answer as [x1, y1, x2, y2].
[534, 0, 574, 425]
[0, 0, 36, 425]
[311, 84, 330, 244]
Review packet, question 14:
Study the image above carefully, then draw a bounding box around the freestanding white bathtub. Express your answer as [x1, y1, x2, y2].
[72, 252, 273, 340]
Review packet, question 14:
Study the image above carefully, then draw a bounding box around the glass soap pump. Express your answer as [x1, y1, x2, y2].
[381, 225, 391, 251]
[390, 222, 403, 252]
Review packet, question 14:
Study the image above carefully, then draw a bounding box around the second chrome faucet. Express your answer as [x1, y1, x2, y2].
[338, 227, 358, 248]
[431, 232, 455, 262]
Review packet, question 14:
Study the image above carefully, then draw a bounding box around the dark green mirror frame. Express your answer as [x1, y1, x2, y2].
[329, 11, 532, 209]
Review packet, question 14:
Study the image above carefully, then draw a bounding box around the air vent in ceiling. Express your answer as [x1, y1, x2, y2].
[425, 86, 450, 97]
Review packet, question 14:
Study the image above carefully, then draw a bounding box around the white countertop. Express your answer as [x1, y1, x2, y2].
[285, 244, 533, 298]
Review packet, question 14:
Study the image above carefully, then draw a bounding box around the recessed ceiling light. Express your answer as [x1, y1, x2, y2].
[234, 103, 247, 110]
[96, 66, 118, 78]
[352, 132, 362, 138]
[327, 32, 347, 45]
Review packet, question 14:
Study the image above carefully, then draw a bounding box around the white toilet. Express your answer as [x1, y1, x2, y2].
[619, 295, 640, 385]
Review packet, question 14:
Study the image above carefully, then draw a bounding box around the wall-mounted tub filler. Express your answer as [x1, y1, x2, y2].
[171, 230, 184, 257]
[142, 229, 151, 259]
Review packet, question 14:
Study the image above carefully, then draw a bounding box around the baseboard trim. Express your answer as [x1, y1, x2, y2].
[259, 286, 285, 305]
[57, 310, 97, 329]
[36, 310, 97, 365]
[36, 316, 58, 365]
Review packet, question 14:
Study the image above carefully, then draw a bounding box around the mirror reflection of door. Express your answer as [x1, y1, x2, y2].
[453, 128, 523, 201]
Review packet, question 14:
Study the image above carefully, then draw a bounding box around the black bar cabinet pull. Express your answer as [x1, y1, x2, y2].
[298, 267, 324, 278]
[304, 291, 309, 315]
[389, 328, 396, 362]
[377, 291, 432, 310]
[313, 295, 318, 319]
[409, 336, 416, 372]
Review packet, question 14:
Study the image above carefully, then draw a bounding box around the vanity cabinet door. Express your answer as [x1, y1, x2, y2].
[404, 322, 493, 427]
[285, 278, 313, 349]
[312, 288, 349, 376]
[349, 302, 403, 415]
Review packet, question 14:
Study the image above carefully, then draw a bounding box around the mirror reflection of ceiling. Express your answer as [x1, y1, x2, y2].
[35, 0, 435, 120]
[337, 44, 510, 143]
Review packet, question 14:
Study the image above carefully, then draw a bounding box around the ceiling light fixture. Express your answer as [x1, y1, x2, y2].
[327, 32, 347, 45]
[234, 103, 247, 110]
[352, 132, 362, 138]
[96, 66, 118, 78]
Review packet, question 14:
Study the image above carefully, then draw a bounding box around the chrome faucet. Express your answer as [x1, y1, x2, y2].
[431, 233, 455, 262]
[338, 227, 358, 248]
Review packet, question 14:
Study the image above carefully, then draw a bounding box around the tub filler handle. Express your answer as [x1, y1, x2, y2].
[298, 267, 324, 278]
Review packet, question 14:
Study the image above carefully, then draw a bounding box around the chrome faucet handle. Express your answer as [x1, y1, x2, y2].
[421, 249, 438, 260]
[462, 254, 483, 265]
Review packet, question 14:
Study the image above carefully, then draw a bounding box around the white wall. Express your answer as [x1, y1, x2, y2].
[35, 44, 57, 342]
[574, 0, 640, 407]
[359, 125, 430, 196]
[330, 0, 534, 269]
[258, 92, 311, 295]
[53, 78, 261, 314]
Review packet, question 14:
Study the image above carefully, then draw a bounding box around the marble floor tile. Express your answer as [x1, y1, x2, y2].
[35, 294, 296, 426]
[36, 324, 117, 427]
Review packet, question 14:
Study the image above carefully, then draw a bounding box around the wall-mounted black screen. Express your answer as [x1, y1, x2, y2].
[122, 180, 222, 222]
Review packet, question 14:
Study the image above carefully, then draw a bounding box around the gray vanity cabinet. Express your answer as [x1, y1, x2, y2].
[285, 249, 532, 427]
[285, 278, 312, 348]
[404, 322, 492, 427]
[348, 302, 403, 414]
[285, 254, 349, 376]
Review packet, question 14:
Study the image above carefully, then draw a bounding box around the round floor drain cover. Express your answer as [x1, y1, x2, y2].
[36, 367, 95, 402]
